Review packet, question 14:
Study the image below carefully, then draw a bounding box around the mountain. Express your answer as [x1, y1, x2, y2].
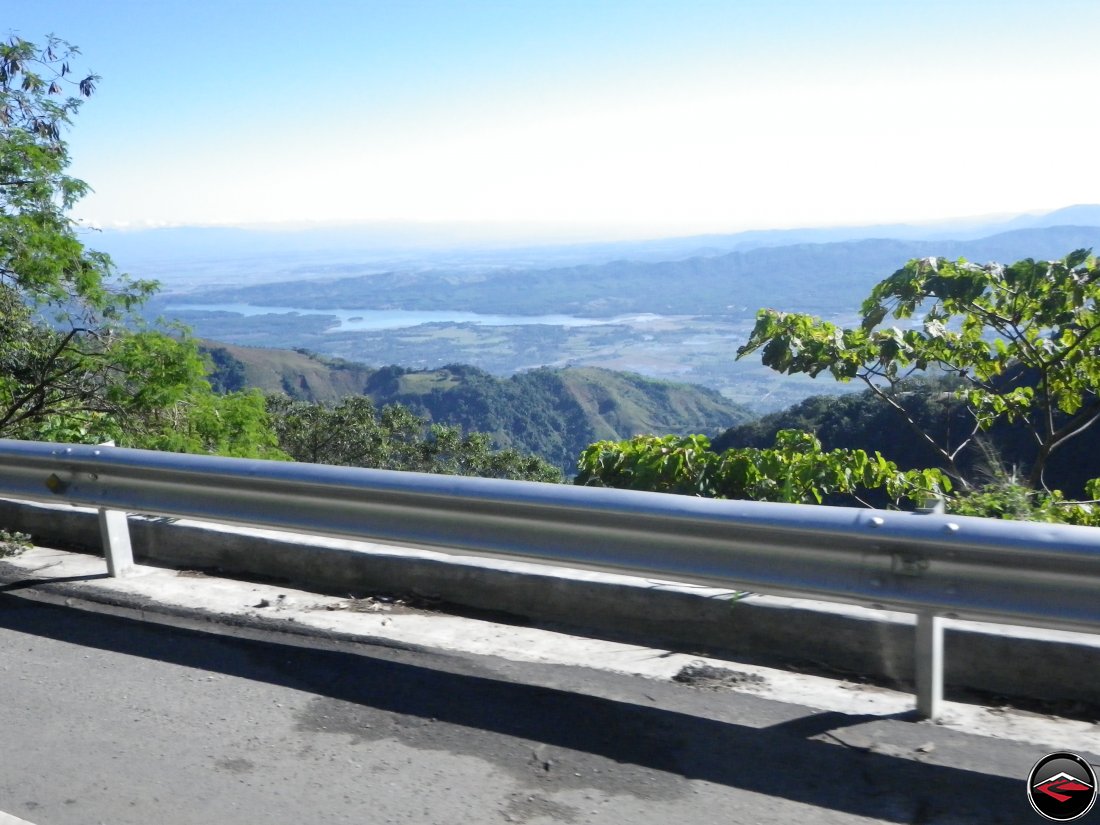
[171, 225, 1100, 319]
[201, 343, 753, 472]
[998, 204, 1100, 231]
[93, 204, 1100, 277]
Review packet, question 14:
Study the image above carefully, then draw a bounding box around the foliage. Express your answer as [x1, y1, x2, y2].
[946, 479, 1100, 527]
[738, 251, 1100, 489]
[130, 388, 286, 459]
[936, 443, 1100, 525]
[0, 35, 280, 456]
[266, 394, 561, 482]
[0, 274, 280, 455]
[575, 430, 949, 506]
[0, 279, 213, 445]
[0, 35, 129, 309]
[0, 36, 142, 436]
[0, 528, 31, 557]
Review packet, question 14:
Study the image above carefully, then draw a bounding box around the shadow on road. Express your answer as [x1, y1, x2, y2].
[0, 573, 109, 593]
[0, 593, 1026, 822]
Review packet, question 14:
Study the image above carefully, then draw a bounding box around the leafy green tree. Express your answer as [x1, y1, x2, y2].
[0, 35, 119, 309]
[737, 251, 1100, 489]
[0, 35, 278, 455]
[409, 424, 562, 481]
[267, 394, 561, 482]
[576, 430, 948, 507]
[1, 35, 143, 436]
[944, 479, 1100, 526]
[266, 395, 401, 467]
[132, 387, 285, 459]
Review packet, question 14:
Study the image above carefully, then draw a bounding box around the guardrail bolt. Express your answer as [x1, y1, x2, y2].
[45, 473, 68, 494]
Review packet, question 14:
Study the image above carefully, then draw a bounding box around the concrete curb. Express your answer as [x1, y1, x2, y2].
[0, 557, 432, 657]
[1, 497, 1098, 707]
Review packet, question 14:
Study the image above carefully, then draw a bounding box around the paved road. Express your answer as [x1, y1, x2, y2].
[0, 592, 1081, 824]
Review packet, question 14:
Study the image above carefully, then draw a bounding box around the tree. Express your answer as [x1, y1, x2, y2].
[131, 384, 284, 459]
[0, 36, 144, 312]
[576, 430, 947, 506]
[737, 251, 1100, 489]
[0, 35, 278, 455]
[267, 394, 562, 482]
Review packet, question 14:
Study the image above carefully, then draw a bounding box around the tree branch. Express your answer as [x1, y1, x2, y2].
[0, 327, 87, 431]
[857, 372, 967, 485]
[1027, 397, 1100, 488]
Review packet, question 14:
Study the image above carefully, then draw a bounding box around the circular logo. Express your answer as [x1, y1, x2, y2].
[1027, 751, 1097, 821]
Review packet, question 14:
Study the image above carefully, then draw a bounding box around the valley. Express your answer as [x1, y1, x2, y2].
[139, 222, 1100, 412]
[177, 308, 821, 410]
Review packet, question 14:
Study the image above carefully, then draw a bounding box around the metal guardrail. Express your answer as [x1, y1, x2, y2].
[1, 438, 1099, 719]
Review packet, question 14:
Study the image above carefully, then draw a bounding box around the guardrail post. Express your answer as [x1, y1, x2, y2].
[98, 507, 134, 577]
[94, 441, 134, 578]
[915, 611, 944, 719]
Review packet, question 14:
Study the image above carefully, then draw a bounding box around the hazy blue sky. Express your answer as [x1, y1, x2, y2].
[7, 1, 1100, 240]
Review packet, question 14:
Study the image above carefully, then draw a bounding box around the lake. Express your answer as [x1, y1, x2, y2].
[171, 303, 664, 332]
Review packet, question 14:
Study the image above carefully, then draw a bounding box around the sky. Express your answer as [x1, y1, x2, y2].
[6, 0, 1100, 243]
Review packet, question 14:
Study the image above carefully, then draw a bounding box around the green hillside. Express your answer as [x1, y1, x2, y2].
[202, 341, 375, 401]
[557, 366, 743, 441]
[201, 343, 752, 472]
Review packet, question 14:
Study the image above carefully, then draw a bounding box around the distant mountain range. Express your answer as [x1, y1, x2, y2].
[91, 204, 1100, 276]
[202, 342, 752, 472]
[166, 224, 1100, 319]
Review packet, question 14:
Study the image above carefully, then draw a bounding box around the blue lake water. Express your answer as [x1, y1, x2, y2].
[172, 303, 664, 332]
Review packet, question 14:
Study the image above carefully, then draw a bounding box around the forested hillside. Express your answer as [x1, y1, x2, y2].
[201, 343, 752, 472]
[202, 342, 376, 400]
[713, 375, 1100, 499]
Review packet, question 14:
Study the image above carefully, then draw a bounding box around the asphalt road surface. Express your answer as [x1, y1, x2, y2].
[0, 592, 1079, 824]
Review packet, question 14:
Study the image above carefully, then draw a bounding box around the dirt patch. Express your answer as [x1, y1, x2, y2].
[672, 662, 766, 690]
